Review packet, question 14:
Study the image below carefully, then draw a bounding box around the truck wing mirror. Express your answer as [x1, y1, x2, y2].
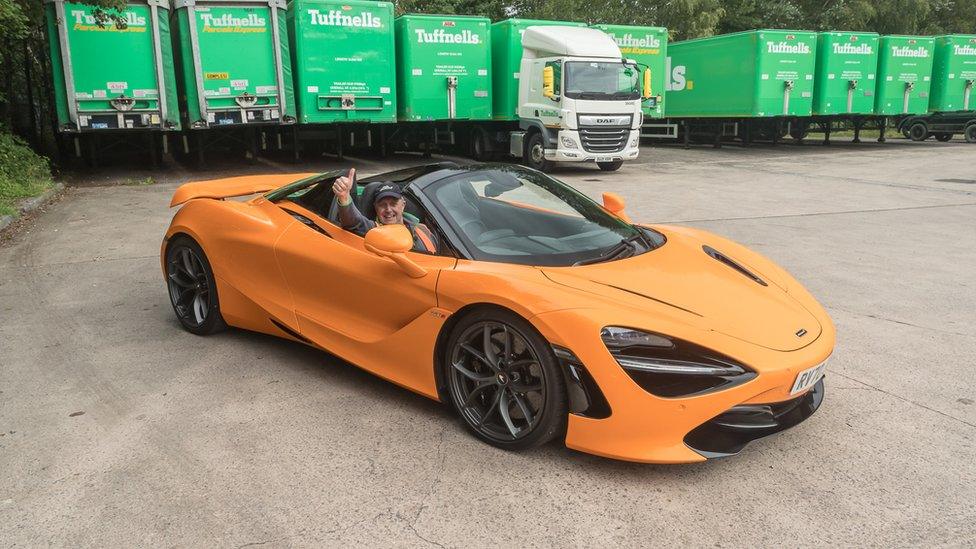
[543, 66, 555, 99]
[643, 68, 653, 100]
[364, 225, 427, 278]
[602, 192, 631, 223]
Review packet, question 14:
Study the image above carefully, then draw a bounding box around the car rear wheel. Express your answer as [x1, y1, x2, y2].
[444, 310, 567, 450]
[166, 236, 226, 336]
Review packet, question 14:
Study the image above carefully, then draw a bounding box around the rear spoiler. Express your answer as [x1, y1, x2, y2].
[170, 173, 319, 207]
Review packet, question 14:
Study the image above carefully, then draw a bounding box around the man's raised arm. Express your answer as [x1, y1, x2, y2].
[331, 168, 374, 235]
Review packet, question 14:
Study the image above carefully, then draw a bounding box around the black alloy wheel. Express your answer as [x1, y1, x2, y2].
[445, 311, 566, 450]
[524, 132, 553, 173]
[598, 160, 624, 172]
[166, 236, 226, 335]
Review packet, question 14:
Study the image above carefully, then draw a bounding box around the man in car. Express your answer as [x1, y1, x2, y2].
[331, 168, 438, 253]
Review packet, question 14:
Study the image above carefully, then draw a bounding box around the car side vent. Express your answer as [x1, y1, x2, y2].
[703, 245, 768, 287]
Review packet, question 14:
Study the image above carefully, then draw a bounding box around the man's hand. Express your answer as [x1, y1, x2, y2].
[332, 168, 356, 205]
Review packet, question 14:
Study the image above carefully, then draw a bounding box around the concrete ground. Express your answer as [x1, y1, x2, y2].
[1, 138, 974, 547]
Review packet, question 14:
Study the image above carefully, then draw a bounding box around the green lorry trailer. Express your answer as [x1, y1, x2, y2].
[171, 0, 296, 129]
[45, 0, 181, 132]
[46, 6, 976, 161]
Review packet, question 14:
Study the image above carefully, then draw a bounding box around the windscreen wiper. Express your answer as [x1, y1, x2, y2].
[573, 234, 642, 266]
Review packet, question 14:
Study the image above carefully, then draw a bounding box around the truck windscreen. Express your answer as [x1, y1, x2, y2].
[564, 61, 641, 100]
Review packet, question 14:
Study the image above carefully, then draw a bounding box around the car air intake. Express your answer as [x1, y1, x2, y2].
[703, 245, 768, 286]
[578, 126, 629, 153]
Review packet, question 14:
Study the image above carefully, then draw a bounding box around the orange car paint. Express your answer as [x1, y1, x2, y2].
[164, 172, 835, 463]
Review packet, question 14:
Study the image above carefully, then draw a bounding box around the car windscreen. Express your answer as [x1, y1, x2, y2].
[564, 61, 641, 100]
[425, 167, 657, 266]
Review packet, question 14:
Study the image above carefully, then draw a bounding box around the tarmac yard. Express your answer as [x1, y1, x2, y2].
[1, 140, 974, 546]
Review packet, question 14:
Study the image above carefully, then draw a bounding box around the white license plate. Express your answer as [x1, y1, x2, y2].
[596, 156, 616, 162]
[790, 359, 828, 395]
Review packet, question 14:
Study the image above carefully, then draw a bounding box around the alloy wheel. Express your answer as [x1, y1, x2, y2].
[167, 245, 212, 328]
[448, 321, 547, 442]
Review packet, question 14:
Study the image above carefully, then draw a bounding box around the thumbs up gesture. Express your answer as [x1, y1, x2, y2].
[332, 168, 356, 203]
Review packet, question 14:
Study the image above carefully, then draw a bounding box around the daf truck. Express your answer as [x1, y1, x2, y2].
[478, 24, 649, 172]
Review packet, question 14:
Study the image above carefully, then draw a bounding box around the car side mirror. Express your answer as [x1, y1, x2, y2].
[602, 192, 632, 223]
[364, 224, 427, 278]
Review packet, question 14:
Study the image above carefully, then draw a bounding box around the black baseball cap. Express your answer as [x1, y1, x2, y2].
[374, 183, 402, 203]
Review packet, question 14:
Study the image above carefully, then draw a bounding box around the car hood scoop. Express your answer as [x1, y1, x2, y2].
[542, 237, 822, 352]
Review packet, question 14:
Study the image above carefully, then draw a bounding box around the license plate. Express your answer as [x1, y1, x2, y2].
[790, 359, 828, 395]
[596, 156, 616, 162]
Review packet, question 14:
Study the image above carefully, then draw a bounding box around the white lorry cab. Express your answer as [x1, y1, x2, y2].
[512, 26, 648, 172]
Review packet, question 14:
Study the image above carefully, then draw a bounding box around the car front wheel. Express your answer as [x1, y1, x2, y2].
[444, 310, 567, 450]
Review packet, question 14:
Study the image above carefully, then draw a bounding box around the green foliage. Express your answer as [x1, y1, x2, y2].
[0, 0, 29, 40]
[0, 130, 52, 217]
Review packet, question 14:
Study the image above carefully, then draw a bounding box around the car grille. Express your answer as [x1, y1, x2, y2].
[578, 125, 629, 153]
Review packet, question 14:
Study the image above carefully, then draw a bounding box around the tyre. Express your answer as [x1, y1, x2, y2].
[469, 128, 491, 161]
[934, 133, 953, 142]
[523, 132, 552, 172]
[443, 309, 567, 451]
[165, 236, 226, 336]
[790, 128, 809, 140]
[965, 124, 976, 144]
[597, 160, 623, 172]
[908, 122, 928, 142]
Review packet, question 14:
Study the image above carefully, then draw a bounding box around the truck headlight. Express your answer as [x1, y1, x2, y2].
[601, 327, 756, 397]
[560, 135, 579, 149]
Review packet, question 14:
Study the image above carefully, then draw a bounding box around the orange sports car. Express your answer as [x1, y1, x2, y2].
[162, 162, 834, 463]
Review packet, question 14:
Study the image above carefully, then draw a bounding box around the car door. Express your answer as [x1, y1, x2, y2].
[273, 209, 456, 388]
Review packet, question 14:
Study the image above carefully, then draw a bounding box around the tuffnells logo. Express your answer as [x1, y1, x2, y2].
[953, 44, 976, 56]
[71, 9, 146, 30]
[892, 46, 929, 58]
[614, 33, 661, 49]
[832, 43, 873, 55]
[415, 28, 480, 44]
[200, 13, 266, 32]
[307, 9, 382, 28]
[767, 41, 811, 54]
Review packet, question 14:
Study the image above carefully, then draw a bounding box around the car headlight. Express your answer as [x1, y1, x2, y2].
[560, 135, 579, 149]
[601, 327, 756, 397]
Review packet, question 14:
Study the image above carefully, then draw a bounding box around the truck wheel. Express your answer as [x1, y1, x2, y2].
[934, 133, 952, 142]
[469, 128, 491, 161]
[597, 160, 623, 172]
[524, 133, 552, 172]
[908, 122, 928, 141]
[965, 124, 976, 143]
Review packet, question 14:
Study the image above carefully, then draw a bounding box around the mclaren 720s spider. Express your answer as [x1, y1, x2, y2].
[162, 162, 834, 463]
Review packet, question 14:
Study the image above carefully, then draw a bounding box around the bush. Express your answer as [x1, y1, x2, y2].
[0, 131, 53, 217]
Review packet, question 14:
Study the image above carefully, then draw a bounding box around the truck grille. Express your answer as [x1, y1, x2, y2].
[578, 126, 629, 153]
